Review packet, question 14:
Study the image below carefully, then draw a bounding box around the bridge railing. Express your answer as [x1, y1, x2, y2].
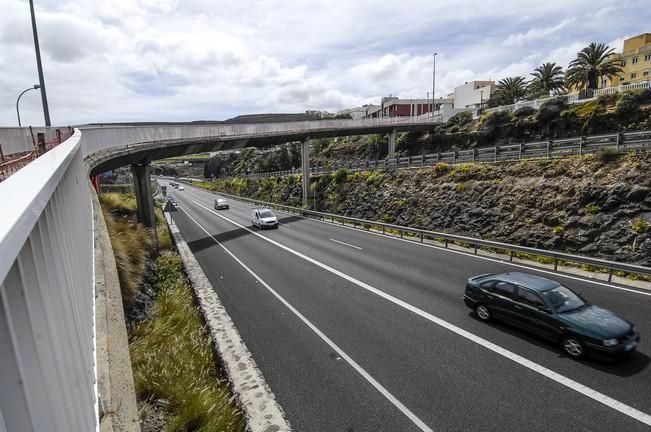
[78, 116, 436, 157]
[187, 187, 651, 283]
[238, 130, 651, 179]
[0, 130, 97, 431]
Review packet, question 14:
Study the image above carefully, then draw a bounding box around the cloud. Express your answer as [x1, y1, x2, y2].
[503, 19, 575, 47]
[0, 0, 649, 125]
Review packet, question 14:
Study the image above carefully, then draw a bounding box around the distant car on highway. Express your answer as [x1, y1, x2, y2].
[463, 272, 639, 359]
[214, 198, 229, 210]
[178, 185, 185, 191]
[251, 208, 279, 229]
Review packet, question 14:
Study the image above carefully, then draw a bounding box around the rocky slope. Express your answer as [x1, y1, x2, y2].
[196, 153, 651, 265]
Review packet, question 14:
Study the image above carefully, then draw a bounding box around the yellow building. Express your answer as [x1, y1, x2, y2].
[602, 33, 651, 87]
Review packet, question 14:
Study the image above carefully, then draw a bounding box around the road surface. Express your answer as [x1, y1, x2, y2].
[161, 180, 651, 432]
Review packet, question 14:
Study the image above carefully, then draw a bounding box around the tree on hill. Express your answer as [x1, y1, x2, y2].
[493, 76, 528, 105]
[529, 62, 564, 97]
[565, 42, 624, 91]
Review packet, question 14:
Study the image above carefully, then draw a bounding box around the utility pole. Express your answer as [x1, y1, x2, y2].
[480, 90, 484, 115]
[29, 0, 51, 126]
[432, 52, 437, 118]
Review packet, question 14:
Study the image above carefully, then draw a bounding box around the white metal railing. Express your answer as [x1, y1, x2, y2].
[594, 81, 651, 96]
[0, 130, 97, 431]
[485, 80, 651, 115]
[237, 130, 651, 179]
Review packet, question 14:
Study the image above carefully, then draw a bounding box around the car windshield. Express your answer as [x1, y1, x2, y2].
[218, 199, 226, 203]
[259, 210, 274, 218]
[541, 285, 585, 313]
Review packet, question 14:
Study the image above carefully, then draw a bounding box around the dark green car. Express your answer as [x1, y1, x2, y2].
[463, 272, 639, 359]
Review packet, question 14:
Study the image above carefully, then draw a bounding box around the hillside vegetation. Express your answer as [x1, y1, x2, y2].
[201, 90, 651, 179]
[194, 152, 651, 265]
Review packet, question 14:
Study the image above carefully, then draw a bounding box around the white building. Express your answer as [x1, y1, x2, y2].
[452, 81, 495, 109]
[337, 104, 380, 120]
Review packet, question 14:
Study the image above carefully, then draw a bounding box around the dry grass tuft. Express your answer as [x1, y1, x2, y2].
[102, 207, 152, 304]
[130, 252, 245, 432]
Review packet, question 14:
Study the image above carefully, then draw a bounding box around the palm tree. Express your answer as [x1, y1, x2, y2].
[529, 62, 564, 97]
[494, 76, 528, 105]
[565, 42, 623, 90]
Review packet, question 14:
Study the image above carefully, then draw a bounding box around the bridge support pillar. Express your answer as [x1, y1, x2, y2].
[131, 164, 158, 245]
[301, 138, 310, 207]
[387, 129, 397, 158]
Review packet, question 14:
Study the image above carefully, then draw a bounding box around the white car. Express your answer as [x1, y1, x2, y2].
[214, 198, 229, 210]
[251, 208, 279, 229]
[178, 186, 185, 191]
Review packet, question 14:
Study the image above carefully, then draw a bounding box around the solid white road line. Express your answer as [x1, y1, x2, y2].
[174, 203, 435, 432]
[329, 238, 363, 250]
[185, 184, 651, 298]
[188, 197, 651, 427]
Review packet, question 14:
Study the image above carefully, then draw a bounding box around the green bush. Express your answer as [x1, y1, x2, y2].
[366, 172, 384, 188]
[631, 218, 649, 234]
[478, 110, 515, 141]
[434, 162, 450, 175]
[596, 147, 620, 162]
[553, 225, 566, 234]
[536, 97, 566, 125]
[455, 181, 471, 192]
[585, 204, 601, 214]
[514, 106, 536, 117]
[615, 91, 640, 117]
[448, 111, 473, 127]
[333, 168, 350, 184]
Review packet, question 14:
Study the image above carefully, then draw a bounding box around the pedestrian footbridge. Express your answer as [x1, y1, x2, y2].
[0, 117, 435, 431]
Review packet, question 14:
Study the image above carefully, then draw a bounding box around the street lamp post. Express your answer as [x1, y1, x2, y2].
[432, 52, 437, 117]
[16, 85, 41, 127]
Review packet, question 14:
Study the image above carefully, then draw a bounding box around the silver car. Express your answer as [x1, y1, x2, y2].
[214, 198, 229, 210]
[251, 208, 279, 229]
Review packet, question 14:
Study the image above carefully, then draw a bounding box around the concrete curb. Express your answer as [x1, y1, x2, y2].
[91, 187, 141, 432]
[165, 212, 292, 432]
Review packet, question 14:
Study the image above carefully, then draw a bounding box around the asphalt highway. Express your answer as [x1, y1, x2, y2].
[162, 180, 651, 432]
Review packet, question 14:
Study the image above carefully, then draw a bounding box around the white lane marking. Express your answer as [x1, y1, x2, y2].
[188, 197, 651, 427]
[329, 238, 363, 250]
[185, 185, 651, 298]
[174, 203, 435, 432]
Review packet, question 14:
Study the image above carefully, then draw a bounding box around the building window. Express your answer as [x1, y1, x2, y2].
[645, 54, 651, 61]
[631, 72, 637, 79]
[632, 57, 638, 64]
[622, 60, 626, 66]
[644, 70, 650, 77]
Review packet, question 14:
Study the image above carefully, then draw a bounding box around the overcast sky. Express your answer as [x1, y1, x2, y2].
[1, 0, 648, 125]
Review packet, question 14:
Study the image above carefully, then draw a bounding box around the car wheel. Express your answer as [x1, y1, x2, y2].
[475, 304, 492, 321]
[562, 335, 586, 359]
